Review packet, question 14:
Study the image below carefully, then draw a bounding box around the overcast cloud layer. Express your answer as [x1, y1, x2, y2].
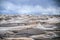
[0, 0, 60, 15]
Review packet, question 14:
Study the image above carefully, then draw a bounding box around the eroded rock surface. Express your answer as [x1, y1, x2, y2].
[0, 15, 60, 40]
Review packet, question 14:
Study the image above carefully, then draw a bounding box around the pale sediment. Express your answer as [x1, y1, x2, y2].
[0, 15, 60, 40]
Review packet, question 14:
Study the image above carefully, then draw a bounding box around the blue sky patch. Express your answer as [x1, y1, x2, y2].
[0, 0, 60, 15]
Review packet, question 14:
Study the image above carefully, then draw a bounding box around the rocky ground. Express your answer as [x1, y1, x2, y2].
[0, 15, 60, 40]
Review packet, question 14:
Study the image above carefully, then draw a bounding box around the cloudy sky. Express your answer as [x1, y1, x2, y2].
[0, 0, 60, 15]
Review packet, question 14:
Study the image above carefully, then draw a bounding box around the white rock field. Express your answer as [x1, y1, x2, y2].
[0, 15, 60, 40]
